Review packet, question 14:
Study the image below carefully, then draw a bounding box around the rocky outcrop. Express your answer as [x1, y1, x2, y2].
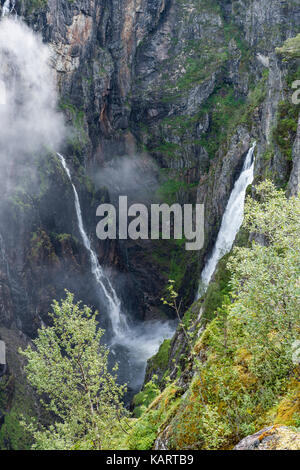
[234, 426, 300, 451]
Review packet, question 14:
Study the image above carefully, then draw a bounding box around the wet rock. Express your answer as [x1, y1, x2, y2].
[234, 426, 300, 451]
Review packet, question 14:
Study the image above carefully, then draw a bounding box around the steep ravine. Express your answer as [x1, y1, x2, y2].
[0, 0, 299, 450]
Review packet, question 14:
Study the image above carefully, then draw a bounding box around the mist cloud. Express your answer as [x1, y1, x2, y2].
[93, 154, 160, 205]
[0, 18, 65, 178]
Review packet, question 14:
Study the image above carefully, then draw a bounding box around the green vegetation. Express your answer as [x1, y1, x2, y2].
[0, 379, 34, 450]
[0, 331, 37, 450]
[198, 85, 245, 158]
[276, 33, 300, 59]
[126, 384, 182, 450]
[21, 0, 47, 14]
[29, 230, 58, 264]
[199, 71, 269, 159]
[129, 181, 300, 450]
[1, 0, 299, 451]
[200, 254, 231, 324]
[156, 171, 197, 204]
[7, 188, 34, 217]
[177, 48, 228, 91]
[133, 378, 161, 418]
[146, 235, 198, 309]
[60, 100, 89, 156]
[20, 292, 128, 450]
[273, 100, 299, 161]
[149, 340, 171, 373]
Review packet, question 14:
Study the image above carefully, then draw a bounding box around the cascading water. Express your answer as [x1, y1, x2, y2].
[57, 153, 176, 397]
[57, 153, 128, 337]
[198, 142, 256, 297]
[2, 0, 11, 17]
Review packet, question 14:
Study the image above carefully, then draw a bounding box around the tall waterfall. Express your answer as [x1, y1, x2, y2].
[57, 153, 128, 338]
[57, 153, 175, 395]
[198, 142, 256, 296]
[2, 0, 11, 17]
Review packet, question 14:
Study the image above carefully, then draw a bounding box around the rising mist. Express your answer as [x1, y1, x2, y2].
[0, 18, 65, 193]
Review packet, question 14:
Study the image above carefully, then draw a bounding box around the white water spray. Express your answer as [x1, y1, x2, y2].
[2, 1, 10, 17]
[1, 0, 14, 17]
[198, 142, 256, 296]
[57, 153, 128, 337]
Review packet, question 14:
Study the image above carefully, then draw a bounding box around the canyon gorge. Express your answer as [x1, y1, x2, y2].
[0, 0, 299, 451]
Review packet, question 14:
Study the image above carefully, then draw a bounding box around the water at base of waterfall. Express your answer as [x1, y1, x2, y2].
[197, 142, 256, 298]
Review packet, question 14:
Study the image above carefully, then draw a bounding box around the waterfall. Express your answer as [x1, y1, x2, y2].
[57, 153, 129, 337]
[2, 1, 16, 18]
[198, 142, 256, 296]
[2, 0, 10, 17]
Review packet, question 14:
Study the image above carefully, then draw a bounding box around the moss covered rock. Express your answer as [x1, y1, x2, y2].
[234, 426, 300, 450]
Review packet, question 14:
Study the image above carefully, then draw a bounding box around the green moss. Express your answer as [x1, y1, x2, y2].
[7, 189, 34, 216]
[199, 85, 247, 159]
[126, 385, 183, 450]
[168, 378, 232, 450]
[156, 171, 198, 204]
[21, 0, 47, 14]
[276, 33, 300, 60]
[60, 100, 89, 155]
[29, 229, 58, 264]
[273, 380, 300, 427]
[133, 380, 160, 418]
[0, 335, 37, 450]
[273, 101, 299, 161]
[177, 49, 228, 91]
[56, 233, 72, 243]
[262, 146, 275, 162]
[200, 254, 231, 324]
[0, 406, 32, 450]
[154, 339, 171, 370]
[146, 339, 171, 380]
